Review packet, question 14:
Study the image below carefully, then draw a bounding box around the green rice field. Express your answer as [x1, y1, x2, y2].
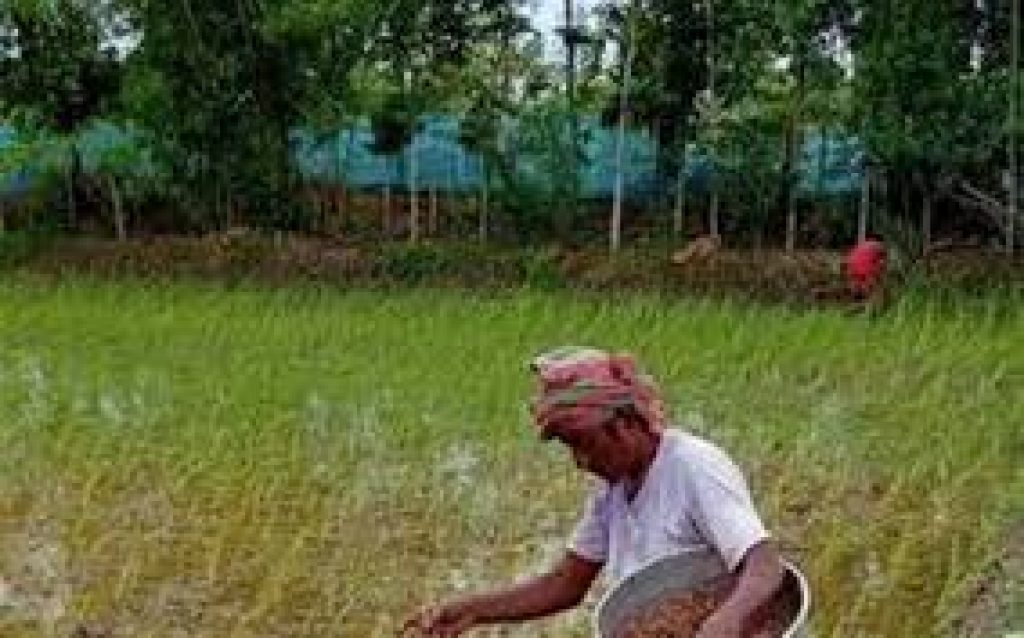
[0, 276, 1021, 637]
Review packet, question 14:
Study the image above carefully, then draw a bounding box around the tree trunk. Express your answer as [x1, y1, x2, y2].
[879, 170, 888, 223]
[754, 199, 766, 250]
[340, 130, 354, 233]
[786, 190, 798, 251]
[338, 182, 347, 232]
[409, 132, 420, 244]
[785, 54, 806, 253]
[66, 166, 76, 230]
[447, 154, 457, 238]
[318, 187, 328, 234]
[66, 146, 79, 231]
[612, 4, 638, 253]
[565, 0, 580, 223]
[707, 0, 719, 241]
[108, 176, 126, 241]
[674, 139, 687, 241]
[859, 166, 871, 242]
[922, 189, 933, 254]
[1010, 0, 1020, 254]
[383, 182, 392, 237]
[214, 180, 223, 231]
[650, 123, 664, 239]
[710, 192, 720, 239]
[429, 185, 438, 237]
[479, 163, 490, 243]
[226, 190, 235, 229]
[305, 185, 317, 233]
[611, 51, 633, 252]
[322, 185, 333, 229]
[902, 179, 911, 220]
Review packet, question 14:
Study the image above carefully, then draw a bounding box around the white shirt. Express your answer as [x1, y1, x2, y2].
[569, 429, 770, 585]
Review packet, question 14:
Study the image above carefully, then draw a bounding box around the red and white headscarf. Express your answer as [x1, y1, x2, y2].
[529, 346, 666, 437]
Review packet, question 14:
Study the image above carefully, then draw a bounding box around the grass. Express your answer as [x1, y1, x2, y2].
[0, 275, 1021, 637]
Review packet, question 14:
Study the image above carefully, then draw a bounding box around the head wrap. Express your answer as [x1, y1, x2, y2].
[529, 346, 666, 437]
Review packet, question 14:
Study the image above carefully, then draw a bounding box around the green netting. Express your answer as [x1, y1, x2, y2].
[0, 125, 32, 199]
[3, 117, 866, 202]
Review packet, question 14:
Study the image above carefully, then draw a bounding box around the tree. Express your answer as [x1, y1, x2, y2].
[118, 0, 388, 231]
[608, 0, 639, 253]
[768, 0, 852, 250]
[368, 0, 527, 243]
[1007, 0, 1020, 253]
[0, 0, 123, 132]
[0, 0, 125, 226]
[850, 0, 1005, 254]
[456, 3, 535, 242]
[596, 0, 708, 244]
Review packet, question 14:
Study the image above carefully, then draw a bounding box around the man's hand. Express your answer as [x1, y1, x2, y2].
[695, 608, 744, 638]
[400, 553, 599, 636]
[402, 601, 476, 637]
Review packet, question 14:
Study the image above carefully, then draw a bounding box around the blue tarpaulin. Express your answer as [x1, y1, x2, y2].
[3, 117, 867, 203]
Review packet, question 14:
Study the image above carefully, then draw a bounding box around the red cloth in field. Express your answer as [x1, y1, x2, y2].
[846, 240, 886, 294]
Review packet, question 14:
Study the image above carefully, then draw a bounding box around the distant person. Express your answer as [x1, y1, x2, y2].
[845, 237, 887, 301]
[402, 347, 785, 637]
[813, 236, 888, 306]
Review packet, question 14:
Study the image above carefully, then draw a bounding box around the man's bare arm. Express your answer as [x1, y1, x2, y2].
[697, 541, 786, 637]
[459, 552, 601, 624]
[403, 552, 601, 636]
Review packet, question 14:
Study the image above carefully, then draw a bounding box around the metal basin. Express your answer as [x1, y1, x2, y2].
[594, 549, 811, 638]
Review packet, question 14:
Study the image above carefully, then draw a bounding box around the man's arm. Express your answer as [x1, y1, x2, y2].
[461, 552, 602, 623]
[697, 541, 785, 637]
[403, 552, 601, 636]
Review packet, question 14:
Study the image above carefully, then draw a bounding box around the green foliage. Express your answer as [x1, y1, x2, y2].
[0, 0, 123, 132]
[118, 0, 306, 227]
[595, 0, 708, 174]
[852, 0, 990, 172]
[0, 0, 1018, 246]
[496, 99, 587, 240]
[0, 227, 57, 266]
[375, 241, 565, 288]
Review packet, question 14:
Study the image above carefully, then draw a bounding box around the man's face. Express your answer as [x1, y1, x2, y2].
[546, 415, 634, 482]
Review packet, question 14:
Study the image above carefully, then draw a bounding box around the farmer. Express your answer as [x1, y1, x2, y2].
[403, 346, 785, 637]
[811, 236, 889, 305]
[845, 237, 887, 301]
